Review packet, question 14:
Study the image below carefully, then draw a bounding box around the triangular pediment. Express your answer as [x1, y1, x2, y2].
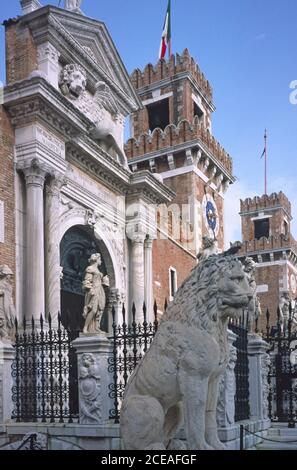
[28, 6, 141, 115]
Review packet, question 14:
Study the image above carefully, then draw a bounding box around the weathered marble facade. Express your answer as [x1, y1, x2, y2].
[4, 4, 173, 329]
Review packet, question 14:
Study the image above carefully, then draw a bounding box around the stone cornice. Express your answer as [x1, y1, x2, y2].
[4, 76, 91, 138]
[67, 139, 175, 205]
[128, 138, 235, 184]
[239, 205, 293, 222]
[4, 78, 174, 205]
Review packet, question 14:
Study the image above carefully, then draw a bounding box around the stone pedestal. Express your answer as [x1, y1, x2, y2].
[72, 334, 114, 425]
[248, 333, 270, 421]
[37, 43, 60, 90]
[0, 340, 14, 424]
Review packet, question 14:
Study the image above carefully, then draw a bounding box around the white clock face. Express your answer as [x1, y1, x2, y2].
[202, 195, 219, 237]
[291, 274, 297, 294]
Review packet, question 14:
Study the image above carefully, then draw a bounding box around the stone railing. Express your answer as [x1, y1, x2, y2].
[130, 49, 213, 103]
[125, 117, 233, 175]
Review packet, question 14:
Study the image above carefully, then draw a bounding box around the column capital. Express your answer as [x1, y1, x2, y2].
[131, 233, 146, 245]
[17, 159, 51, 188]
[144, 236, 154, 249]
[247, 333, 270, 356]
[45, 173, 67, 197]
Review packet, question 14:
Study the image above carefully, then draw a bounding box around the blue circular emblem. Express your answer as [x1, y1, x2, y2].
[206, 201, 217, 231]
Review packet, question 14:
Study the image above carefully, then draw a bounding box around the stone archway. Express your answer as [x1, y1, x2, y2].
[60, 225, 114, 339]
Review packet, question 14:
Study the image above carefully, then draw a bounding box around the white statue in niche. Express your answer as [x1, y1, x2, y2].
[0, 265, 16, 340]
[59, 64, 128, 168]
[64, 0, 82, 12]
[82, 253, 109, 334]
[120, 251, 253, 450]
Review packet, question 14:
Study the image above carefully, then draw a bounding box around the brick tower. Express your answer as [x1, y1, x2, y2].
[125, 50, 235, 310]
[238, 192, 297, 326]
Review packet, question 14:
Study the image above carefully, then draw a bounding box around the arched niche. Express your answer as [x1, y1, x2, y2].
[60, 224, 115, 338]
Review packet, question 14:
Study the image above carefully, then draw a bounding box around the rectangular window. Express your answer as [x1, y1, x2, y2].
[169, 267, 177, 300]
[254, 218, 270, 239]
[147, 98, 170, 132]
[193, 101, 204, 120]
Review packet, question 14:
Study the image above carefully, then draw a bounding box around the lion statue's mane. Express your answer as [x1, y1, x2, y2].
[120, 252, 252, 451]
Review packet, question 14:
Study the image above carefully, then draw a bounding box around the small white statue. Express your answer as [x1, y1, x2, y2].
[82, 254, 109, 334]
[279, 292, 290, 333]
[64, 0, 82, 12]
[0, 265, 16, 339]
[243, 257, 262, 332]
[197, 236, 219, 262]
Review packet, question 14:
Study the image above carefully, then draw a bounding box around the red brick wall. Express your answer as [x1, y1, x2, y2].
[152, 238, 196, 311]
[5, 22, 37, 84]
[255, 265, 280, 325]
[0, 105, 15, 289]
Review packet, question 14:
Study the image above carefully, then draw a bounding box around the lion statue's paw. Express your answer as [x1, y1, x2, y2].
[206, 438, 226, 451]
[145, 443, 166, 450]
[167, 439, 188, 450]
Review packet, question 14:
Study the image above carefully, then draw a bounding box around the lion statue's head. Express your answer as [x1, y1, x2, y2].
[59, 64, 87, 98]
[163, 253, 252, 332]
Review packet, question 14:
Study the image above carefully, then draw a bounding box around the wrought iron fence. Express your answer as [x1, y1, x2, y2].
[107, 302, 159, 423]
[228, 314, 250, 422]
[11, 314, 79, 423]
[265, 305, 297, 427]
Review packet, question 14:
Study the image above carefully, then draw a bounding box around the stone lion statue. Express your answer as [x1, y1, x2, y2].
[120, 252, 252, 450]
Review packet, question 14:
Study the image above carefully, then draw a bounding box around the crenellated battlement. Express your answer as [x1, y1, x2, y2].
[240, 191, 292, 216]
[239, 233, 297, 256]
[125, 116, 232, 175]
[130, 49, 213, 103]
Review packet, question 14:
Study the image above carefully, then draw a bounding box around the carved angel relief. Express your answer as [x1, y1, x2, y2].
[59, 64, 128, 167]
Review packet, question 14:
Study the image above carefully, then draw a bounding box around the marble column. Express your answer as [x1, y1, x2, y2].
[22, 160, 48, 322]
[130, 234, 146, 323]
[45, 175, 65, 325]
[247, 333, 270, 422]
[144, 237, 153, 321]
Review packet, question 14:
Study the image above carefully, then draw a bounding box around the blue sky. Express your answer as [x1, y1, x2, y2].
[1, 0, 297, 244]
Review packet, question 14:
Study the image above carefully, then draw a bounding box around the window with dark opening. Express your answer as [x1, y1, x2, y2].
[254, 219, 270, 239]
[169, 268, 177, 299]
[147, 98, 170, 132]
[193, 101, 204, 120]
[284, 220, 288, 236]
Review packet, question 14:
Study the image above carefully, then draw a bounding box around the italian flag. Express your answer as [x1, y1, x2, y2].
[159, 0, 172, 60]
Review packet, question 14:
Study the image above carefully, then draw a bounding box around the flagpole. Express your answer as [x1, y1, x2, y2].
[264, 129, 267, 195]
[168, 0, 172, 59]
